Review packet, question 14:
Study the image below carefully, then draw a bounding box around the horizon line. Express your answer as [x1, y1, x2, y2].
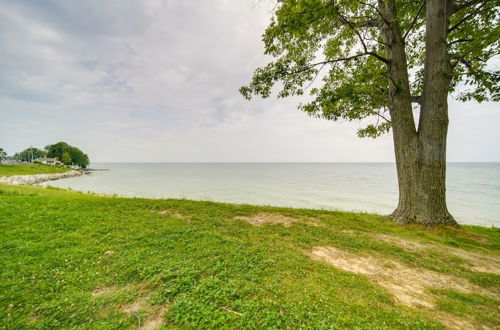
[87, 161, 500, 164]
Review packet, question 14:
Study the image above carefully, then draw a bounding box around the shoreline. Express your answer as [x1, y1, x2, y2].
[0, 179, 495, 229]
[0, 167, 496, 228]
[0, 170, 83, 185]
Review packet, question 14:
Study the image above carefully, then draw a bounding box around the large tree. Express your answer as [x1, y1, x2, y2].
[242, 0, 499, 226]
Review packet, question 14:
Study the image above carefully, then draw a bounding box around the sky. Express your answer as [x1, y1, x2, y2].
[1, 0, 499, 162]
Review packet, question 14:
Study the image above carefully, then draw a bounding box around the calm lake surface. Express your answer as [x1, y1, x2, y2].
[46, 163, 500, 227]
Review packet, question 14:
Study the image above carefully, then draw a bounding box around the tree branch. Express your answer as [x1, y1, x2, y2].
[449, 53, 472, 68]
[278, 51, 389, 81]
[381, 72, 397, 87]
[354, 0, 391, 26]
[448, 38, 474, 46]
[451, 0, 484, 14]
[281, 16, 326, 33]
[403, 0, 426, 41]
[448, 1, 488, 33]
[337, 13, 390, 64]
[304, 63, 326, 89]
[353, 18, 381, 28]
[449, 53, 499, 78]
[289, 53, 380, 75]
[347, 107, 392, 123]
[368, 109, 391, 123]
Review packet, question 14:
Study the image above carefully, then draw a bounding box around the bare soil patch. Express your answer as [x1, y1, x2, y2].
[119, 296, 167, 329]
[450, 249, 500, 275]
[427, 311, 478, 330]
[119, 297, 149, 314]
[339, 229, 356, 235]
[373, 234, 500, 274]
[142, 306, 168, 330]
[26, 315, 39, 325]
[92, 283, 168, 329]
[235, 213, 299, 227]
[234, 212, 322, 227]
[461, 232, 491, 244]
[92, 285, 120, 297]
[373, 233, 429, 250]
[157, 209, 186, 218]
[309, 246, 498, 329]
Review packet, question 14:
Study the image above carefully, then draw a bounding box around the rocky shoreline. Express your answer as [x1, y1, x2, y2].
[0, 170, 83, 185]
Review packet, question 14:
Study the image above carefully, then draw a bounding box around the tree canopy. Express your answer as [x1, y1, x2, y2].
[0, 148, 6, 160]
[241, 0, 499, 138]
[17, 148, 47, 162]
[45, 142, 90, 168]
[61, 152, 72, 165]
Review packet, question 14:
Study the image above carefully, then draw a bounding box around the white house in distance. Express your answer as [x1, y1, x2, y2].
[34, 158, 63, 165]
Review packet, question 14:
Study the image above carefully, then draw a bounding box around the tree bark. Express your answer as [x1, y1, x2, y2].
[379, 0, 458, 226]
[412, 0, 457, 226]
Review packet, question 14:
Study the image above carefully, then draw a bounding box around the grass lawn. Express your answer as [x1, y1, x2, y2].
[0, 163, 71, 177]
[0, 184, 498, 329]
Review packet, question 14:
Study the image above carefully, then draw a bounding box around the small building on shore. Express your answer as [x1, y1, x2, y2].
[34, 158, 62, 165]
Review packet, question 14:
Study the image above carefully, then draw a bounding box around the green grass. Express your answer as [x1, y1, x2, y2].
[0, 184, 498, 329]
[0, 163, 71, 177]
[432, 289, 500, 327]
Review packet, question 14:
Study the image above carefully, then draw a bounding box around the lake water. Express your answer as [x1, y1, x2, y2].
[46, 163, 500, 227]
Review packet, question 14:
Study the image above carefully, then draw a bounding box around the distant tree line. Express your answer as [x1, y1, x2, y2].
[0, 142, 90, 168]
[45, 142, 89, 168]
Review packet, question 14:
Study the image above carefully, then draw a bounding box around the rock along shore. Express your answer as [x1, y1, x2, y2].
[0, 170, 83, 185]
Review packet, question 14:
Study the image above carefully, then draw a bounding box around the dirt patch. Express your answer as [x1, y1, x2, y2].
[373, 233, 429, 250]
[91, 283, 167, 329]
[234, 212, 322, 227]
[450, 249, 500, 275]
[119, 296, 167, 329]
[92, 286, 120, 297]
[340, 229, 356, 235]
[305, 218, 325, 227]
[157, 209, 185, 218]
[427, 311, 477, 330]
[309, 246, 498, 329]
[235, 213, 299, 227]
[119, 297, 149, 313]
[464, 232, 491, 244]
[373, 234, 500, 274]
[26, 315, 39, 325]
[142, 306, 168, 330]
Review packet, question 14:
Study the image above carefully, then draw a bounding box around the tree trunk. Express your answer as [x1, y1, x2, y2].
[379, 0, 458, 226]
[410, 0, 456, 226]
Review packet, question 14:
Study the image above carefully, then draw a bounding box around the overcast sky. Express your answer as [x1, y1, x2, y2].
[1, 0, 499, 162]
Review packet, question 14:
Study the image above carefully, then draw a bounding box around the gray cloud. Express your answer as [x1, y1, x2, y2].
[0, 0, 498, 162]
